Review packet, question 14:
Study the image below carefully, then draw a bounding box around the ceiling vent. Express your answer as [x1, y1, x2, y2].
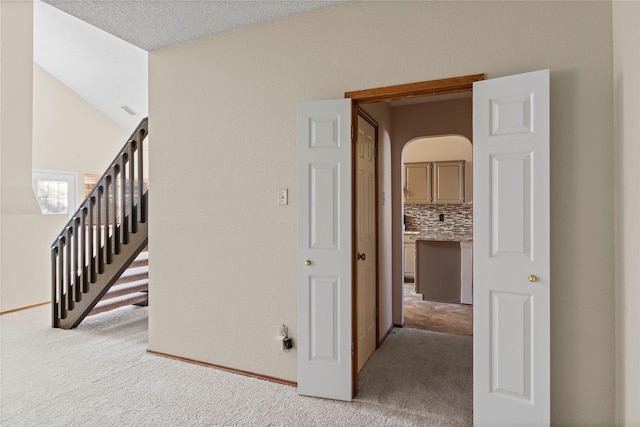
[121, 105, 136, 115]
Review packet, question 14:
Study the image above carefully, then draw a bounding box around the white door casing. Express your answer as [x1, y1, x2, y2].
[356, 115, 377, 372]
[473, 70, 550, 426]
[297, 99, 353, 401]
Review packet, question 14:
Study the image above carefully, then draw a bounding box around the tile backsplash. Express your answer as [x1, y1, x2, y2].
[404, 203, 473, 239]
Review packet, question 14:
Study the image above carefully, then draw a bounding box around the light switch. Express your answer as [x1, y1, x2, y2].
[278, 188, 288, 205]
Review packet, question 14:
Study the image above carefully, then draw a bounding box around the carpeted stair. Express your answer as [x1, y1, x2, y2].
[88, 250, 148, 316]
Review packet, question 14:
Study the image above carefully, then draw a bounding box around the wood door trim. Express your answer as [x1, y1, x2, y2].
[345, 74, 484, 104]
[148, 350, 297, 387]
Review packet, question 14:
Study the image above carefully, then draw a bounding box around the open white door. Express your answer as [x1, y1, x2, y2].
[473, 70, 550, 426]
[297, 99, 353, 401]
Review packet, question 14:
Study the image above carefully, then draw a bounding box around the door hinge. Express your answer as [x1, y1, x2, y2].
[351, 125, 354, 141]
[351, 342, 354, 359]
[376, 308, 379, 319]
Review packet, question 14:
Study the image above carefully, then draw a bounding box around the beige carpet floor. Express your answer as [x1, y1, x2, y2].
[1, 304, 472, 426]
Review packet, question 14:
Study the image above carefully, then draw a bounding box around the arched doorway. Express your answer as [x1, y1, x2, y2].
[400, 135, 473, 335]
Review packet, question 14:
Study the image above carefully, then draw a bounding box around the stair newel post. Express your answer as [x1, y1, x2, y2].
[105, 175, 112, 265]
[113, 165, 120, 255]
[81, 207, 88, 293]
[137, 128, 146, 223]
[129, 140, 137, 233]
[58, 236, 66, 320]
[120, 153, 129, 245]
[51, 245, 59, 327]
[89, 196, 96, 283]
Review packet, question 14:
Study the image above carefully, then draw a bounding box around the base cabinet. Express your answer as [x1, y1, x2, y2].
[403, 234, 417, 279]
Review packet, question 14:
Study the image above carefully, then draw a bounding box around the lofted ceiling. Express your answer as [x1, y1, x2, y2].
[34, 0, 339, 131]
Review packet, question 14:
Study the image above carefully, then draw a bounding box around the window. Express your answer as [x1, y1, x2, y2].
[32, 170, 78, 216]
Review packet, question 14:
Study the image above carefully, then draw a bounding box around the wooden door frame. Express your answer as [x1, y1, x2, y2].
[346, 73, 484, 398]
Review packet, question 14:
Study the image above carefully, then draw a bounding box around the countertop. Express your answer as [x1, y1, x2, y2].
[404, 229, 472, 242]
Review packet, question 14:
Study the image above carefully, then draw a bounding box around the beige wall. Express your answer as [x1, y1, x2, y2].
[0, 9, 133, 311]
[32, 64, 130, 179]
[403, 135, 472, 164]
[0, 1, 67, 312]
[1, 0, 39, 214]
[613, 1, 640, 425]
[149, 2, 614, 424]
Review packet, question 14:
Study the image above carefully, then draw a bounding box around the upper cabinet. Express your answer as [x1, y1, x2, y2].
[405, 162, 432, 203]
[404, 160, 465, 204]
[433, 161, 465, 204]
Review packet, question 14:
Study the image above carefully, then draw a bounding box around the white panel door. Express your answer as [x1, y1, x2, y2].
[356, 115, 377, 372]
[473, 70, 550, 426]
[297, 99, 352, 401]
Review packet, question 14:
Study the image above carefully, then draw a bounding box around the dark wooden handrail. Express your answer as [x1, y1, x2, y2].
[51, 118, 148, 328]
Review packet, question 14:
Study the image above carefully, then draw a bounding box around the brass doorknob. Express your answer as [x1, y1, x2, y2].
[528, 275, 538, 282]
[304, 260, 311, 266]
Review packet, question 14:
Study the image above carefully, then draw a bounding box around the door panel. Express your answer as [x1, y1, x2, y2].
[297, 99, 352, 401]
[473, 70, 550, 426]
[356, 115, 377, 372]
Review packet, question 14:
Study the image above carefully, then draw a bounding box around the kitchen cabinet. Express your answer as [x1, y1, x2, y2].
[403, 233, 418, 280]
[433, 161, 465, 204]
[415, 240, 461, 303]
[404, 160, 465, 204]
[404, 163, 432, 203]
[414, 239, 473, 305]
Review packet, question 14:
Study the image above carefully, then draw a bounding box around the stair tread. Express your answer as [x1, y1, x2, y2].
[89, 292, 148, 316]
[119, 266, 148, 276]
[94, 291, 148, 307]
[106, 279, 148, 294]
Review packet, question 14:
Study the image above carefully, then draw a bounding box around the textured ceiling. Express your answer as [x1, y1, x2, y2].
[43, 0, 340, 51]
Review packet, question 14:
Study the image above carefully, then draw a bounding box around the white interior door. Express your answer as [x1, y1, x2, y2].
[297, 99, 353, 401]
[356, 114, 377, 372]
[473, 70, 550, 426]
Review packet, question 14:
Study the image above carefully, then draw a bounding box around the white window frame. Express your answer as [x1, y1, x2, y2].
[32, 169, 79, 218]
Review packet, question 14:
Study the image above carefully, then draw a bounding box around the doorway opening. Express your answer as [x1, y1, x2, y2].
[346, 73, 483, 397]
[401, 135, 473, 336]
[299, 70, 549, 424]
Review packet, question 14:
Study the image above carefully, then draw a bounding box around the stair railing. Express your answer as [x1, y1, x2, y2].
[51, 118, 148, 327]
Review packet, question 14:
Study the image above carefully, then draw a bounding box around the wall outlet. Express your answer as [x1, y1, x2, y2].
[277, 324, 288, 340]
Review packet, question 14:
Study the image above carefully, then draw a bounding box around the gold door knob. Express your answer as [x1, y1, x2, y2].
[528, 275, 538, 282]
[304, 260, 311, 266]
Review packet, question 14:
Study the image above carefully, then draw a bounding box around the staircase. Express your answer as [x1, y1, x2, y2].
[51, 118, 148, 329]
[88, 249, 148, 316]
